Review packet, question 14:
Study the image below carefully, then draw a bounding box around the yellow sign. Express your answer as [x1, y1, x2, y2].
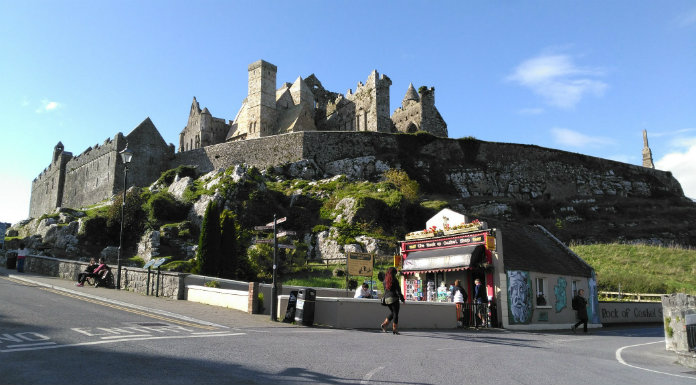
[346, 252, 373, 277]
[393, 254, 402, 268]
[486, 235, 496, 251]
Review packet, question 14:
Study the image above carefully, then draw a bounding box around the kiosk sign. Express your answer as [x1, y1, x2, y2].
[346, 252, 373, 277]
[404, 232, 486, 252]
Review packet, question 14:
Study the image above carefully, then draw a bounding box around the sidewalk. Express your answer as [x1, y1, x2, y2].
[0, 266, 290, 330]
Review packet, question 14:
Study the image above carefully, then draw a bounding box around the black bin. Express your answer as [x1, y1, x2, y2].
[687, 314, 696, 351]
[294, 288, 316, 326]
[5, 252, 17, 269]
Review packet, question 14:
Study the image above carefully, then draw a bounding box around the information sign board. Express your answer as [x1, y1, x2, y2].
[346, 252, 373, 277]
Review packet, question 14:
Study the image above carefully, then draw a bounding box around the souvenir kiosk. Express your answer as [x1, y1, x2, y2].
[399, 209, 496, 325]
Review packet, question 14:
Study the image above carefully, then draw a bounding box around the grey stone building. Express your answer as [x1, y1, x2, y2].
[30, 118, 173, 217]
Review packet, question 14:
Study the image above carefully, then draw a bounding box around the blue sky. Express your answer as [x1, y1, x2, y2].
[1, 1, 695, 225]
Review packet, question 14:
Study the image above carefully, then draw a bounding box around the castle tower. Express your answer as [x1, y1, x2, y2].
[402, 83, 419, 106]
[642, 129, 654, 168]
[246, 60, 278, 138]
[53, 141, 64, 163]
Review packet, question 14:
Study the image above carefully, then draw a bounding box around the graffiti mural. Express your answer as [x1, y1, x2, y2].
[589, 271, 600, 324]
[554, 277, 567, 313]
[507, 270, 532, 324]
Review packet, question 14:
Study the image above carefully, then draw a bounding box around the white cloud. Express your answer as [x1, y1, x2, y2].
[551, 127, 614, 148]
[655, 143, 696, 200]
[507, 53, 607, 109]
[35, 99, 62, 113]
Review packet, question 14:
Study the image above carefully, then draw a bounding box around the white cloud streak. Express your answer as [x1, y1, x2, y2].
[35, 99, 62, 113]
[655, 142, 696, 200]
[507, 54, 607, 109]
[551, 127, 614, 148]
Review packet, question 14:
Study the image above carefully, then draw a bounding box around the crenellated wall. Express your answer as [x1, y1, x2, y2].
[62, 134, 123, 209]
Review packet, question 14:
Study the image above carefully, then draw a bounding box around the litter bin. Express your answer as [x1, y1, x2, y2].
[687, 314, 696, 351]
[5, 252, 17, 269]
[294, 288, 316, 326]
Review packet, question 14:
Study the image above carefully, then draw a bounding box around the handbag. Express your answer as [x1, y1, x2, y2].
[384, 296, 396, 305]
[381, 296, 387, 306]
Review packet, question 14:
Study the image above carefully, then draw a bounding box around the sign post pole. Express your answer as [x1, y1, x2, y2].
[271, 214, 278, 322]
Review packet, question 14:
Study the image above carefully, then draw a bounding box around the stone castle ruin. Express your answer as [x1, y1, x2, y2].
[178, 60, 447, 151]
[30, 60, 677, 221]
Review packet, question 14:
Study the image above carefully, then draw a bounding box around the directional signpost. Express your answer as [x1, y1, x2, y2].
[254, 214, 296, 321]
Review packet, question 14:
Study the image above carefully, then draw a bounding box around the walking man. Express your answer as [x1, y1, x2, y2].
[571, 289, 588, 333]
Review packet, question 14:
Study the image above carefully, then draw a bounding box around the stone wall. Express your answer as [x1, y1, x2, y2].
[23, 255, 186, 299]
[62, 134, 123, 209]
[30, 152, 71, 218]
[662, 293, 696, 368]
[170, 132, 306, 174]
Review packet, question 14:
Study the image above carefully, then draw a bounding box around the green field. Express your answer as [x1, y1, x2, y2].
[570, 243, 696, 295]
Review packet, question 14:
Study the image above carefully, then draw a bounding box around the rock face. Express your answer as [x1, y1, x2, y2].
[137, 230, 161, 262]
[168, 176, 193, 200]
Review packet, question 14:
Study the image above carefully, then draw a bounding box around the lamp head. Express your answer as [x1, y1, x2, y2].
[119, 145, 133, 164]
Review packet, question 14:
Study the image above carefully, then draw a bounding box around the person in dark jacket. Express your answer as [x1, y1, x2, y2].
[380, 267, 405, 335]
[571, 289, 588, 333]
[473, 278, 486, 327]
[76, 258, 98, 287]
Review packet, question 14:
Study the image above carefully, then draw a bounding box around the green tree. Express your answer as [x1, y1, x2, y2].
[220, 210, 238, 278]
[106, 188, 146, 245]
[196, 201, 221, 276]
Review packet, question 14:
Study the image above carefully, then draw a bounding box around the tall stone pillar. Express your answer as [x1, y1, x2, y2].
[642, 129, 655, 168]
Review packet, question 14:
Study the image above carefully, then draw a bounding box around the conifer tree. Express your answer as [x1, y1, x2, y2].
[220, 210, 238, 278]
[196, 201, 221, 276]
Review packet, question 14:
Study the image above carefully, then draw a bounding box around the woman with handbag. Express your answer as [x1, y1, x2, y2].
[379, 267, 405, 335]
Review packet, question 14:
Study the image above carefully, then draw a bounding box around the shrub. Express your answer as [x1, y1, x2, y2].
[156, 165, 197, 186]
[146, 191, 190, 223]
[204, 280, 220, 288]
[383, 169, 419, 203]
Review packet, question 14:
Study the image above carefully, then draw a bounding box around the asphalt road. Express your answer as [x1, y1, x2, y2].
[1, 275, 694, 385]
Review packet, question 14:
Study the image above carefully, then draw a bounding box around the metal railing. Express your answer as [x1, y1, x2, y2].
[599, 291, 664, 302]
[455, 303, 489, 328]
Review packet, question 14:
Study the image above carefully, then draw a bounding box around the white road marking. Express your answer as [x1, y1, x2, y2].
[0, 332, 245, 353]
[361, 366, 384, 384]
[100, 334, 151, 339]
[615, 340, 696, 380]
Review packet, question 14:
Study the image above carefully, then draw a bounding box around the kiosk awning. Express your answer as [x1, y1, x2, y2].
[402, 244, 484, 273]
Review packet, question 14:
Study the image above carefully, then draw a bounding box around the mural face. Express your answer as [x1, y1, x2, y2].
[507, 270, 532, 324]
[554, 277, 567, 313]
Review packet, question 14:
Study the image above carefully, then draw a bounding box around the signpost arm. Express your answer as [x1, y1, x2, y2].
[271, 214, 278, 322]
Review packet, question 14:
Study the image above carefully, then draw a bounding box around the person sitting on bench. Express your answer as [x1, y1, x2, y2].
[75, 258, 98, 287]
[92, 258, 111, 287]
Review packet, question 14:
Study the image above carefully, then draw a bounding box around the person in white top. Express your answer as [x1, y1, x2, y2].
[451, 279, 468, 327]
[354, 283, 373, 298]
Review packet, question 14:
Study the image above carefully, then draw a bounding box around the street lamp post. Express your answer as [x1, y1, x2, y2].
[116, 145, 133, 290]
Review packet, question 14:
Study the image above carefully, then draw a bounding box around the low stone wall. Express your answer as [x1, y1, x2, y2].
[187, 285, 250, 312]
[599, 301, 663, 324]
[662, 293, 696, 369]
[23, 255, 187, 300]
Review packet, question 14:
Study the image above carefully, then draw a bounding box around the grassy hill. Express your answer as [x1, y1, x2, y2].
[570, 243, 696, 295]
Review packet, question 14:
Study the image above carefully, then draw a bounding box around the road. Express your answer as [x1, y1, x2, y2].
[1, 275, 694, 385]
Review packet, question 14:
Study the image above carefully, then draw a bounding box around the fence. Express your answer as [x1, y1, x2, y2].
[599, 291, 664, 302]
[455, 303, 489, 328]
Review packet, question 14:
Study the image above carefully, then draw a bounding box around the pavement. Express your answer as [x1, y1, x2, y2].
[0, 265, 292, 330]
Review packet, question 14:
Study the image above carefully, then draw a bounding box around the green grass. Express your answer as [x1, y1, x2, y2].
[570, 243, 696, 294]
[282, 261, 393, 289]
